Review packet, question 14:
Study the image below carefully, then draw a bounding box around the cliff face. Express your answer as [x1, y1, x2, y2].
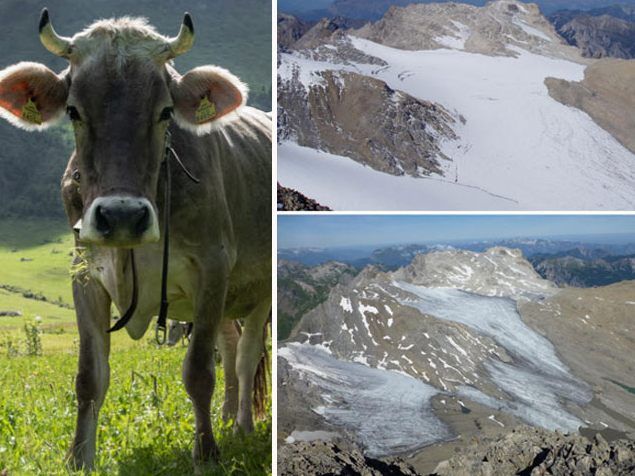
[278, 66, 458, 176]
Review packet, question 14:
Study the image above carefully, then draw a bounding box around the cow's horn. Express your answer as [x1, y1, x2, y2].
[168, 13, 194, 58]
[39, 8, 72, 58]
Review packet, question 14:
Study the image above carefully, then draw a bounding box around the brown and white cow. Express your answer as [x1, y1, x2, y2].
[0, 9, 271, 469]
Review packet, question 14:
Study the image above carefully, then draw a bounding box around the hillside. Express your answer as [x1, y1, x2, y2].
[0, 0, 271, 219]
[278, 260, 357, 340]
[0, 218, 272, 474]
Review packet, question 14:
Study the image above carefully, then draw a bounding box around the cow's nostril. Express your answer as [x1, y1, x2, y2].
[134, 206, 150, 236]
[95, 205, 112, 236]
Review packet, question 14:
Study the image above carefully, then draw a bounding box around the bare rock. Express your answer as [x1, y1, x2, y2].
[278, 440, 419, 476]
[277, 183, 331, 211]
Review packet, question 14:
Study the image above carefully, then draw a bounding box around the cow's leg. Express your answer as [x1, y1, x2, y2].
[69, 278, 111, 470]
[217, 319, 240, 422]
[182, 275, 227, 463]
[235, 301, 271, 432]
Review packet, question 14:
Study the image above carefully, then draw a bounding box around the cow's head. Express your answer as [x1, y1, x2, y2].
[0, 9, 247, 247]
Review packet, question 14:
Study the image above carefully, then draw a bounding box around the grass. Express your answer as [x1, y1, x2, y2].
[0, 218, 76, 321]
[0, 219, 272, 475]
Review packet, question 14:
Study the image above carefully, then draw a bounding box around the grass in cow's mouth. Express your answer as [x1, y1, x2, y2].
[0, 219, 272, 475]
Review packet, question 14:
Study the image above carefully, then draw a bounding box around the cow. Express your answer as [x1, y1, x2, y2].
[0, 9, 271, 470]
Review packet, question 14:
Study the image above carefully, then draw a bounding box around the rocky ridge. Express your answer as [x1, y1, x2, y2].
[354, 0, 582, 60]
[278, 58, 459, 176]
[278, 440, 419, 476]
[278, 13, 311, 52]
[277, 183, 331, 211]
[278, 259, 357, 340]
[435, 426, 635, 476]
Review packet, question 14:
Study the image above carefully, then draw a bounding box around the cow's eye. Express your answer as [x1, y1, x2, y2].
[66, 106, 81, 122]
[159, 106, 173, 122]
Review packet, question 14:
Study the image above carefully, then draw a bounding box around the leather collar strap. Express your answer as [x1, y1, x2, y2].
[155, 139, 172, 345]
[106, 128, 199, 339]
[106, 249, 138, 333]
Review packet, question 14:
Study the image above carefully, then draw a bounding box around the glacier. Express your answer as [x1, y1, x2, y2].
[278, 37, 635, 210]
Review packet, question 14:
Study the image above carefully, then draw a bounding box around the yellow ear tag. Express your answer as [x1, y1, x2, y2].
[22, 98, 43, 125]
[195, 96, 216, 123]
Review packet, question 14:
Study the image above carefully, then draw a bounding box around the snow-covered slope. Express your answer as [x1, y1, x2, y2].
[279, 248, 604, 456]
[277, 1, 635, 210]
[278, 141, 520, 210]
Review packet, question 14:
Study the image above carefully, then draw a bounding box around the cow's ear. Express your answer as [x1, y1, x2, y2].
[0, 62, 68, 131]
[170, 66, 247, 135]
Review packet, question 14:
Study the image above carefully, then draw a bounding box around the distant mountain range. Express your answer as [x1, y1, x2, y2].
[278, 238, 635, 343]
[279, 237, 635, 268]
[280, 0, 631, 21]
[549, 4, 635, 58]
[531, 252, 635, 286]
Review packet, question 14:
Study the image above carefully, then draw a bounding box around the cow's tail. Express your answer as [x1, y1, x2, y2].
[253, 311, 271, 420]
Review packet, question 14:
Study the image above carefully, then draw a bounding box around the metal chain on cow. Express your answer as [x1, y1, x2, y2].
[155, 129, 200, 345]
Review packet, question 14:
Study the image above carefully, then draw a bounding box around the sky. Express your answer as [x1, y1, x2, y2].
[278, 214, 635, 248]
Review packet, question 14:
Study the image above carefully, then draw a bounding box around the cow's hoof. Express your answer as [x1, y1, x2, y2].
[192, 437, 219, 463]
[233, 419, 254, 434]
[221, 403, 238, 424]
[66, 451, 93, 472]
[66, 445, 95, 471]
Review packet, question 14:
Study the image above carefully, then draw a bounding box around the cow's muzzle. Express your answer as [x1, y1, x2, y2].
[80, 196, 160, 246]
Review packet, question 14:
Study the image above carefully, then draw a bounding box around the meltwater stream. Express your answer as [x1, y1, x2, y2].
[280, 343, 452, 457]
[393, 282, 592, 430]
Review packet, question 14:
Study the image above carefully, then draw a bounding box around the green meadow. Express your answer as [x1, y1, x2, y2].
[0, 219, 272, 475]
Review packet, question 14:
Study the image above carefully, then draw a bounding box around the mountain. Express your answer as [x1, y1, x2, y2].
[549, 5, 635, 59]
[353, 1, 565, 57]
[278, 260, 357, 339]
[0, 0, 271, 219]
[549, 9, 635, 59]
[278, 247, 635, 473]
[531, 252, 635, 286]
[278, 13, 312, 52]
[277, 0, 635, 211]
